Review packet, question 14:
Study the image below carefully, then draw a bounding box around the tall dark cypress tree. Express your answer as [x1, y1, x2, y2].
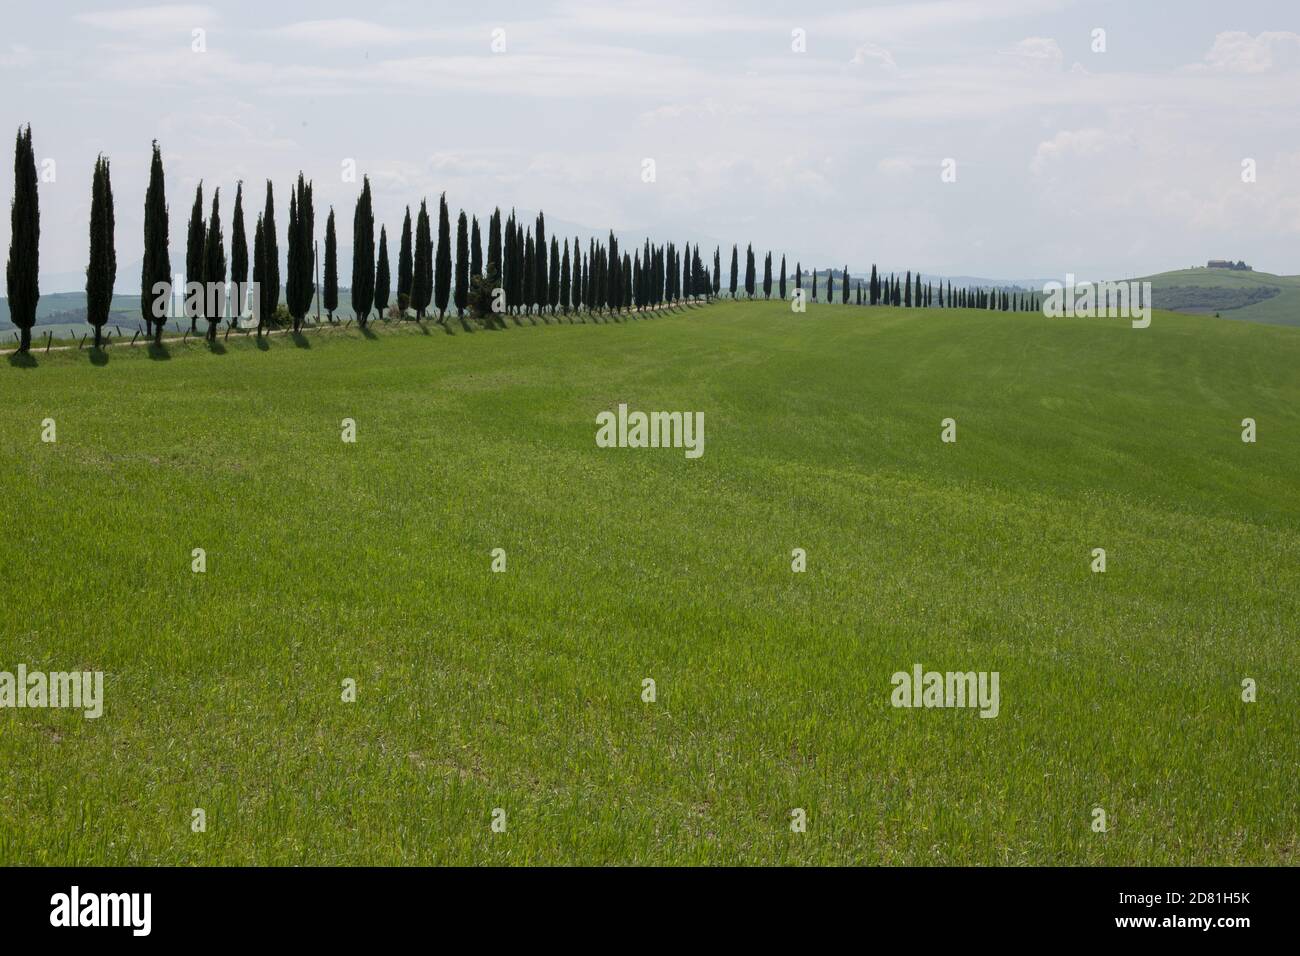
[904, 270, 912, 308]
[185, 182, 205, 332]
[744, 245, 755, 298]
[323, 207, 338, 321]
[827, 268, 835, 304]
[471, 215, 482, 279]
[141, 140, 169, 343]
[870, 264, 879, 305]
[202, 189, 225, 341]
[262, 181, 279, 322]
[795, 262, 802, 291]
[548, 235, 560, 316]
[523, 230, 535, 315]
[351, 176, 375, 326]
[572, 235, 582, 313]
[286, 173, 314, 332]
[411, 199, 432, 319]
[729, 244, 738, 298]
[534, 212, 548, 315]
[397, 206, 413, 313]
[487, 209, 502, 291]
[762, 252, 772, 299]
[560, 239, 571, 316]
[712, 247, 720, 299]
[252, 213, 266, 335]
[434, 192, 451, 321]
[374, 225, 390, 321]
[5, 126, 39, 352]
[85, 154, 115, 350]
[779, 255, 787, 300]
[454, 209, 469, 318]
[812, 269, 818, 301]
[230, 182, 247, 328]
[842, 265, 850, 304]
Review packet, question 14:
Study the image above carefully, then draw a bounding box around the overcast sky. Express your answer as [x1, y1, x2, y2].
[1, 0, 1298, 291]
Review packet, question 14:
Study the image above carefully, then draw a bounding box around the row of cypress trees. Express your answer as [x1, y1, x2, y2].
[4, 126, 1042, 354]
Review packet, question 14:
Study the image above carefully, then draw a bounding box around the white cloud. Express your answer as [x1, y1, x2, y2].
[852, 43, 898, 73]
[75, 5, 216, 32]
[1001, 37, 1064, 69]
[269, 19, 426, 50]
[1200, 31, 1300, 73]
[1030, 128, 1110, 175]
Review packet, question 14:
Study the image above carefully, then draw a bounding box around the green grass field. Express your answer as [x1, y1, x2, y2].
[1, 300, 1296, 865]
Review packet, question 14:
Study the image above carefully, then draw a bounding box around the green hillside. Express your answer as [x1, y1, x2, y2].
[1, 301, 1296, 865]
[1135, 267, 1300, 326]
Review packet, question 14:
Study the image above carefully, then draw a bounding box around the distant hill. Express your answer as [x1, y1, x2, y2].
[1131, 268, 1300, 327]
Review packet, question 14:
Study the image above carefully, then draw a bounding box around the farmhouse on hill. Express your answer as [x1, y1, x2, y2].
[1207, 259, 1252, 271]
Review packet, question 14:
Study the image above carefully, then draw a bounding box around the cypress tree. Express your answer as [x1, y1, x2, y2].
[471, 215, 482, 279]
[870, 264, 879, 305]
[351, 177, 375, 326]
[85, 154, 115, 350]
[410, 199, 432, 319]
[827, 268, 835, 304]
[230, 182, 247, 328]
[744, 244, 755, 298]
[795, 262, 802, 291]
[454, 209, 469, 318]
[904, 270, 912, 308]
[286, 173, 314, 332]
[762, 252, 772, 299]
[779, 255, 786, 300]
[534, 212, 548, 315]
[262, 181, 279, 322]
[203, 188, 225, 341]
[487, 208, 502, 287]
[185, 182, 205, 332]
[812, 269, 818, 301]
[140, 140, 169, 343]
[523, 230, 534, 315]
[548, 235, 560, 316]
[729, 245, 738, 297]
[712, 247, 721, 299]
[374, 225, 390, 321]
[574, 236, 585, 314]
[842, 265, 850, 304]
[434, 192, 451, 321]
[397, 206, 413, 313]
[252, 213, 266, 335]
[5, 126, 39, 352]
[560, 239, 571, 316]
[323, 207, 338, 321]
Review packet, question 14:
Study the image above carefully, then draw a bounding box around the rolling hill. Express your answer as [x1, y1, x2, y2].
[1134, 267, 1300, 326]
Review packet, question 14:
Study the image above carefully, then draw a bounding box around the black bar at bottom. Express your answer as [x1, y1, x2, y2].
[0, 866, 1290, 942]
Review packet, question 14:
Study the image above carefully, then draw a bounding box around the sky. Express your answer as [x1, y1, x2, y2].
[0, 0, 1298, 291]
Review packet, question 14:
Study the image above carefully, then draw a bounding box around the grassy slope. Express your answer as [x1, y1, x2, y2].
[1136, 268, 1300, 326]
[0, 301, 1296, 865]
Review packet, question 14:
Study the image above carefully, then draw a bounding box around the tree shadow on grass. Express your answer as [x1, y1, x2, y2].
[255, 334, 270, 351]
[290, 331, 311, 349]
[146, 342, 171, 360]
[205, 339, 227, 354]
[361, 325, 378, 340]
[6, 351, 38, 368]
[89, 347, 109, 366]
